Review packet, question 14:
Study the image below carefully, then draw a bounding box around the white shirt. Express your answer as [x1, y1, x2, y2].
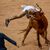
[22, 6, 40, 12]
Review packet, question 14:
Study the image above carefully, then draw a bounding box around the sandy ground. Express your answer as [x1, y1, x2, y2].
[0, 0, 50, 50]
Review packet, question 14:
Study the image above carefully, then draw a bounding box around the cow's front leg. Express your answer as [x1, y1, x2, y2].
[39, 30, 50, 45]
[44, 30, 50, 45]
[37, 31, 42, 49]
[22, 26, 32, 46]
[44, 30, 48, 45]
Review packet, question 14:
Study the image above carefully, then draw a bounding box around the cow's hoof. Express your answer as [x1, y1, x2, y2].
[38, 44, 42, 49]
[45, 40, 50, 45]
[22, 43, 25, 46]
[45, 41, 48, 46]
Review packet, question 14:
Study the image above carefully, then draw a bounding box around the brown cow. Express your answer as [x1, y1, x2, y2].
[5, 4, 50, 48]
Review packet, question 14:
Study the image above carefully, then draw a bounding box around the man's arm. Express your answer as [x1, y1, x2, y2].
[3, 34, 17, 46]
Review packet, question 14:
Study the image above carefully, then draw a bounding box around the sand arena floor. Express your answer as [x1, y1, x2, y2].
[0, 0, 50, 50]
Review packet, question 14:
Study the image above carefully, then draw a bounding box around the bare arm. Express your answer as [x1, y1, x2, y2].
[3, 34, 17, 46]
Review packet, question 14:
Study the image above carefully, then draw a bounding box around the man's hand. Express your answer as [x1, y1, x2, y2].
[13, 42, 19, 48]
[5, 19, 10, 27]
